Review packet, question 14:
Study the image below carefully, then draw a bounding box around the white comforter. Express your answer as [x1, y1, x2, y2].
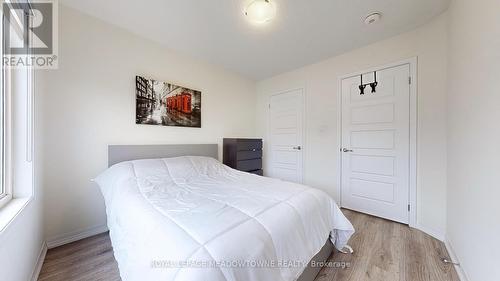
[95, 156, 354, 281]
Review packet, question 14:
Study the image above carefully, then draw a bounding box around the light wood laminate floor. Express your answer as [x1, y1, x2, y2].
[38, 209, 459, 281]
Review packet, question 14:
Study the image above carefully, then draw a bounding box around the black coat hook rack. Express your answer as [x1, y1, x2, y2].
[359, 71, 378, 95]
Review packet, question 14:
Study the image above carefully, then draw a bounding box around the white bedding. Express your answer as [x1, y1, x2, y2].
[95, 156, 354, 281]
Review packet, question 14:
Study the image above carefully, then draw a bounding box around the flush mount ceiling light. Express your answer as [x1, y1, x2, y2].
[364, 12, 382, 25]
[245, 0, 276, 24]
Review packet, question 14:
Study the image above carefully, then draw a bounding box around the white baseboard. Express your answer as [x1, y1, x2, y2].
[30, 242, 47, 281]
[46, 224, 108, 249]
[415, 223, 445, 241]
[444, 236, 470, 281]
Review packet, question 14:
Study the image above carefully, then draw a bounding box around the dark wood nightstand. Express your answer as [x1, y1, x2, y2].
[223, 138, 263, 175]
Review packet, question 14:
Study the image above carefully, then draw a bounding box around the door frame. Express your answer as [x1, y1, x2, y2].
[336, 57, 418, 227]
[267, 87, 306, 184]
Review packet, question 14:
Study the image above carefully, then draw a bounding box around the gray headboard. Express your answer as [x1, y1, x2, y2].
[108, 144, 218, 167]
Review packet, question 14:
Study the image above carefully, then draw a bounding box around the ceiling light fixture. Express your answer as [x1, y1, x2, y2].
[245, 0, 276, 24]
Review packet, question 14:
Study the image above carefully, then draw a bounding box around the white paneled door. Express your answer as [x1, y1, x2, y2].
[341, 64, 410, 224]
[268, 89, 304, 183]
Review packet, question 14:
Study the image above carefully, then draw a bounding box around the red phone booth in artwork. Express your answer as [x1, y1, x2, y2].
[166, 94, 192, 113]
[175, 95, 182, 111]
[180, 93, 192, 114]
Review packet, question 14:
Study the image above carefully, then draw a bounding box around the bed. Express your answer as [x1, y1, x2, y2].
[95, 144, 354, 281]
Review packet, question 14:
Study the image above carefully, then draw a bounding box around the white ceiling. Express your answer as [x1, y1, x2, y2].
[60, 0, 449, 80]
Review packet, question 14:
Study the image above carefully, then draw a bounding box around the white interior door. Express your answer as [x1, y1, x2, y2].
[341, 64, 410, 224]
[268, 89, 304, 183]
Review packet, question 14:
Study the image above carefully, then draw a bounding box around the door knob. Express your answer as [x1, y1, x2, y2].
[343, 148, 353, 152]
[293, 146, 302, 150]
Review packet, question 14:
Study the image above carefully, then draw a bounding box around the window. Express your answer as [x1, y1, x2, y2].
[0, 2, 34, 210]
[0, 3, 10, 208]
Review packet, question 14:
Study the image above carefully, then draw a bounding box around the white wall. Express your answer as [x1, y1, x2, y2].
[40, 5, 257, 241]
[256, 13, 448, 238]
[0, 200, 43, 281]
[446, 0, 500, 280]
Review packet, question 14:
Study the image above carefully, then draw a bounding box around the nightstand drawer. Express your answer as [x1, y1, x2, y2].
[248, 169, 263, 176]
[236, 159, 262, 172]
[237, 150, 262, 161]
[236, 141, 262, 151]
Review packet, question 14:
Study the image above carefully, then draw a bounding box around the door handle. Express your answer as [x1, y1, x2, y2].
[343, 148, 353, 152]
[293, 146, 302, 151]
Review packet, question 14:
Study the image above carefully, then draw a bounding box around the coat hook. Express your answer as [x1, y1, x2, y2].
[359, 74, 366, 95]
[370, 71, 378, 93]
